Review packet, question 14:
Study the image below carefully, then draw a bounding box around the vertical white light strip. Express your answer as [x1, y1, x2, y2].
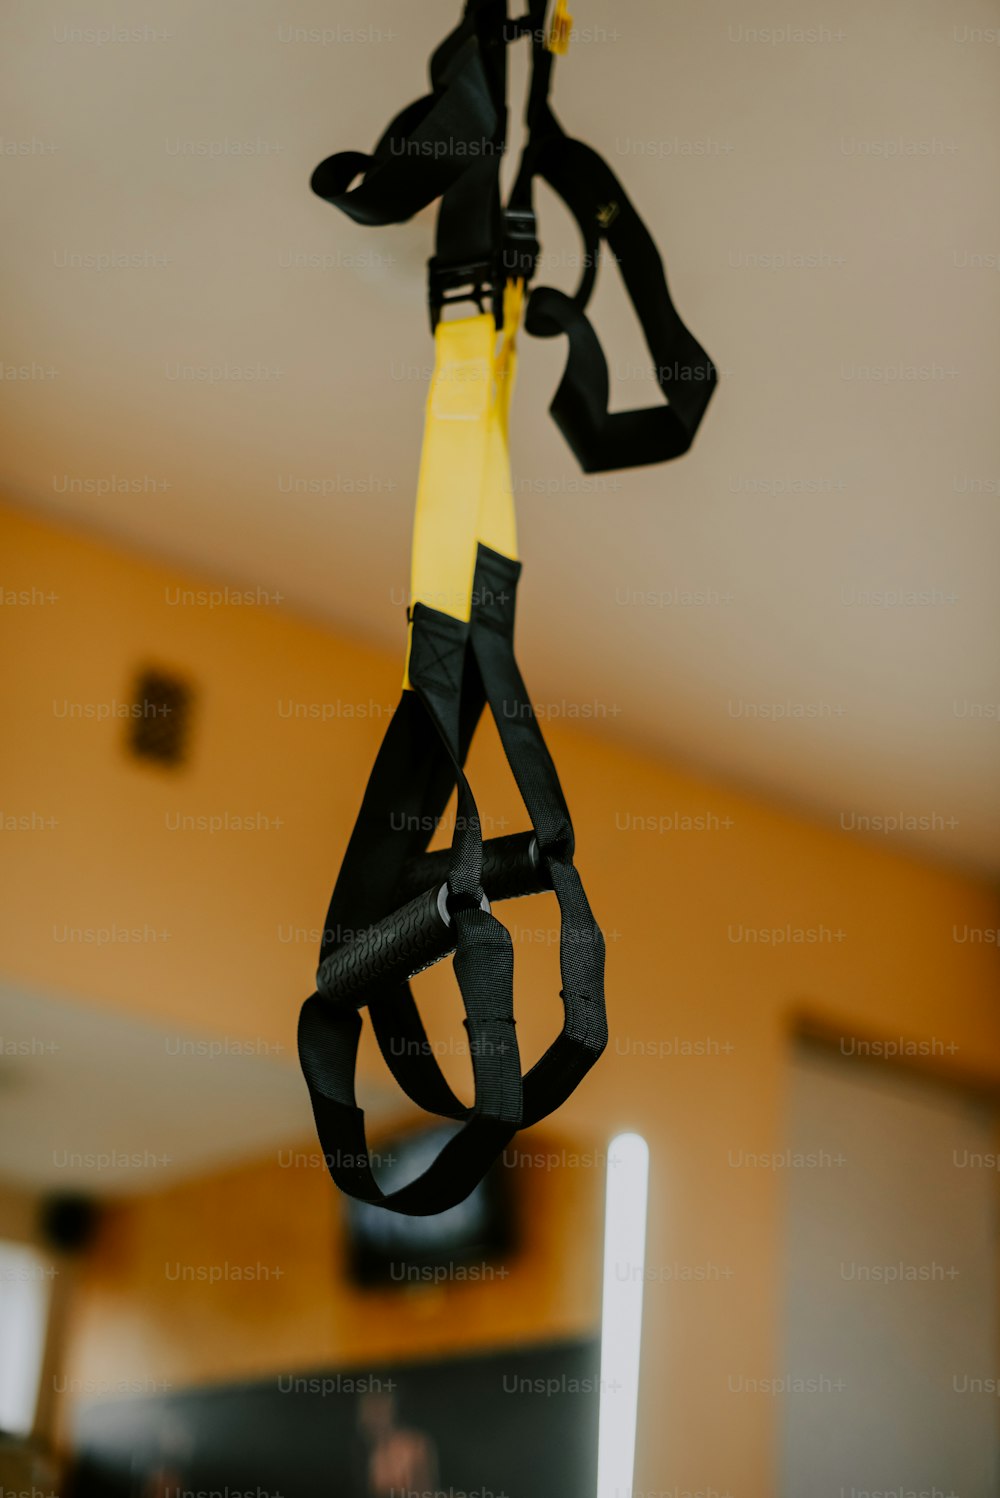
[0, 1240, 51, 1436]
[596, 1131, 650, 1498]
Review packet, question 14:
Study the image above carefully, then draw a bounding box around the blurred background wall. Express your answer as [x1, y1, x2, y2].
[2, 0, 999, 1488]
[3, 501, 999, 1494]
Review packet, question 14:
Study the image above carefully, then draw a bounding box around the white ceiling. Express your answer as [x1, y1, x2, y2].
[2, 0, 999, 874]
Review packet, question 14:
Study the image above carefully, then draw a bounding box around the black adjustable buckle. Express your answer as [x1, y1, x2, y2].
[427, 209, 539, 332]
[501, 207, 539, 282]
[428, 257, 503, 332]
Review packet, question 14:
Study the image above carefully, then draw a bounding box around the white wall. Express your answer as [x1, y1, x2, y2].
[782, 1041, 999, 1494]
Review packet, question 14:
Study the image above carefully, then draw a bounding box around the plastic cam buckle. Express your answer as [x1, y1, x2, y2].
[500, 208, 540, 283]
[428, 257, 503, 332]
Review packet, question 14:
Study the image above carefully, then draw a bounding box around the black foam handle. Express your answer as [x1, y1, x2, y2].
[316, 883, 454, 1009]
[396, 831, 550, 906]
[315, 835, 551, 1009]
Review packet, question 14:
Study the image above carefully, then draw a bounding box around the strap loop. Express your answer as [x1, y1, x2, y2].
[310, 1, 717, 472]
[297, 308, 607, 1214]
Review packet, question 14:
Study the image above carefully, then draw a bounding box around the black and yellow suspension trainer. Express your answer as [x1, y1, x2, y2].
[297, 0, 716, 1214]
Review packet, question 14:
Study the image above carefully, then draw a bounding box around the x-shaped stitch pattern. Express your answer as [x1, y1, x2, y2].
[411, 618, 466, 699]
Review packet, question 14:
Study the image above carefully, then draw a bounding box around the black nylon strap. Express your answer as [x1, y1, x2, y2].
[364, 629, 492, 1118]
[507, 4, 716, 471]
[310, 5, 500, 229]
[366, 648, 491, 1119]
[470, 547, 607, 1120]
[297, 562, 607, 1212]
[310, 0, 716, 470]
[297, 608, 524, 1215]
[524, 131, 717, 471]
[367, 548, 607, 1130]
[297, 998, 517, 1214]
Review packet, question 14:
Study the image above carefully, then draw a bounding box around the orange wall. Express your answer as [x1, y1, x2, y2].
[59, 1124, 601, 1396]
[0, 1182, 40, 1247]
[3, 501, 1000, 1498]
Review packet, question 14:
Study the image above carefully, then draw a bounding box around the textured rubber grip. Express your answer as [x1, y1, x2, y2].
[396, 832, 550, 906]
[316, 884, 454, 1009]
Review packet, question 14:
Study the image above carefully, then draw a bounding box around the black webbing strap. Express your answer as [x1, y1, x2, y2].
[505, 0, 717, 472]
[505, 0, 716, 471]
[310, 1, 505, 229]
[523, 134, 717, 470]
[368, 547, 607, 1129]
[471, 546, 607, 1120]
[298, 608, 524, 1215]
[298, 550, 608, 1213]
[311, 0, 715, 468]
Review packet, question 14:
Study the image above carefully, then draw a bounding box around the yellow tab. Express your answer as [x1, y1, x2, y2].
[548, 0, 573, 54]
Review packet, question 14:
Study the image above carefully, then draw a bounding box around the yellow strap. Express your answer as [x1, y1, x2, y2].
[403, 283, 522, 687]
[477, 279, 522, 562]
[548, 0, 573, 54]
